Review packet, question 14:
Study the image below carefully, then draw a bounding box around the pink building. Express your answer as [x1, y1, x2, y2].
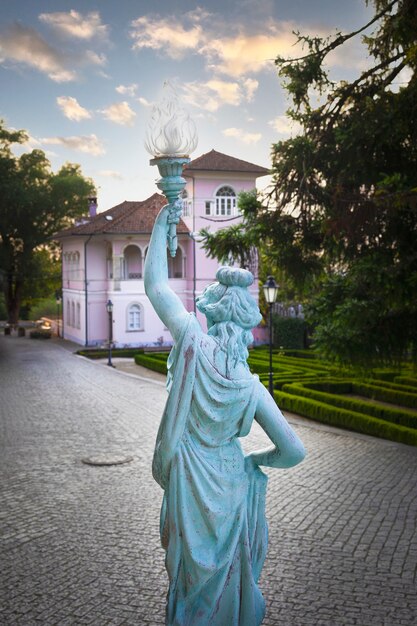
[55, 150, 268, 347]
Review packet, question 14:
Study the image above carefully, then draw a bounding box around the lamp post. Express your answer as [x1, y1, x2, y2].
[145, 82, 198, 258]
[106, 299, 114, 367]
[189, 231, 204, 313]
[263, 276, 279, 396]
[55, 292, 61, 338]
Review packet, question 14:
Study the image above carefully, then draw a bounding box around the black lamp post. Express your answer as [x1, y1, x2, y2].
[263, 276, 279, 396]
[106, 299, 114, 367]
[55, 292, 61, 338]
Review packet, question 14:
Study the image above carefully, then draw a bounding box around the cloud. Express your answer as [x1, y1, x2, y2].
[57, 96, 91, 121]
[130, 11, 204, 59]
[242, 78, 259, 101]
[201, 25, 297, 76]
[98, 169, 123, 180]
[137, 96, 152, 107]
[129, 10, 300, 77]
[0, 23, 76, 81]
[116, 83, 138, 97]
[42, 134, 105, 155]
[222, 127, 262, 144]
[182, 78, 258, 112]
[84, 50, 106, 66]
[100, 101, 136, 125]
[269, 115, 302, 136]
[39, 10, 108, 40]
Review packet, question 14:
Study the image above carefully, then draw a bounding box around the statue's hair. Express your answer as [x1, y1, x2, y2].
[196, 266, 262, 372]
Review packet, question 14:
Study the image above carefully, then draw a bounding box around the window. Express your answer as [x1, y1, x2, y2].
[66, 300, 71, 326]
[205, 201, 212, 215]
[215, 186, 236, 216]
[127, 303, 143, 331]
[71, 302, 75, 328]
[76, 303, 81, 329]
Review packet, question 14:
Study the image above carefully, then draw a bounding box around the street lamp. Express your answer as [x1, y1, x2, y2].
[145, 82, 198, 258]
[263, 276, 279, 396]
[189, 231, 204, 313]
[106, 299, 114, 367]
[55, 291, 61, 338]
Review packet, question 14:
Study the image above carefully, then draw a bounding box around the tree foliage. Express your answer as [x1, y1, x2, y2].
[0, 120, 95, 323]
[201, 0, 417, 367]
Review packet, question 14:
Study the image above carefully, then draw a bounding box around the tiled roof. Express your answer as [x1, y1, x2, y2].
[183, 149, 269, 176]
[54, 193, 190, 238]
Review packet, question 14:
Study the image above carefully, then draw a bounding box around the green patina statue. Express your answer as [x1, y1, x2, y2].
[144, 201, 306, 625]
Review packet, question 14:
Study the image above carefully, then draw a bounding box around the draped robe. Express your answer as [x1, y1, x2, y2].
[152, 314, 268, 626]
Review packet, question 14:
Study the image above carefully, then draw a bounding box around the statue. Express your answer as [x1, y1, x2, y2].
[144, 201, 306, 626]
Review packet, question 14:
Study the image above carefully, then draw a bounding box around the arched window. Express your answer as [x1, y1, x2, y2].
[74, 252, 80, 279]
[127, 303, 144, 331]
[215, 186, 236, 216]
[71, 302, 75, 328]
[123, 244, 142, 279]
[66, 300, 71, 326]
[76, 303, 81, 329]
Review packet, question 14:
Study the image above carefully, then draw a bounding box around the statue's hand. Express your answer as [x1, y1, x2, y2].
[167, 199, 183, 225]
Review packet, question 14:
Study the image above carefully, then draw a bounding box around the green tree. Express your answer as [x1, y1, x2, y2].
[201, 0, 417, 366]
[0, 120, 95, 324]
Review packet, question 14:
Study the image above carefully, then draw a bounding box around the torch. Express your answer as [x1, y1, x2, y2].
[145, 82, 198, 257]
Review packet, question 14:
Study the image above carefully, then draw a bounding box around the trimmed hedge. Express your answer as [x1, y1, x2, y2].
[282, 382, 417, 429]
[274, 389, 417, 447]
[272, 316, 307, 350]
[353, 382, 417, 410]
[303, 380, 353, 394]
[394, 376, 417, 388]
[77, 347, 144, 359]
[30, 329, 51, 339]
[134, 353, 168, 375]
[366, 379, 417, 394]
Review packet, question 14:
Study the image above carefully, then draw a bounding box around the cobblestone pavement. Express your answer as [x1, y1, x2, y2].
[1, 334, 417, 626]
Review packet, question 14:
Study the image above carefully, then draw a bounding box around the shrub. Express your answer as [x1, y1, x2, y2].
[366, 379, 417, 394]
[395, 376, 417, 388]
[282, 382, 417, 429]
[134, 353, 168, 375]
[0, 294, 6, 320]
[303, 380, 353, 394]
[274, 390, 417, 447]
[352, 382, 417, 409]
[371, 369, 398, 382]
[30, 329, 51, 339]
[29, 298, 58, 321]
[77, 348, 144, 359]
[272, 316, 307, 350]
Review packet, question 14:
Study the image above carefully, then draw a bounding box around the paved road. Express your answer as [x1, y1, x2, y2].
[1, 334, 417, 626]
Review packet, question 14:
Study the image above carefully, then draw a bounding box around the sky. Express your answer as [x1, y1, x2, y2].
[0, 0, 373, 212]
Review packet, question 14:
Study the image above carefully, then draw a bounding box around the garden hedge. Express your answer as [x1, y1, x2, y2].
[282, 382, 417, 429]
[353, 382, 417, 410]
[134, 353, 168, 375]
[77, 347, 144, 359]
[274, 389, 417, 447]
[394, 376, 417, 388]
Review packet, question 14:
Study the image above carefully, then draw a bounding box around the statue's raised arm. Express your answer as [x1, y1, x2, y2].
[144, 200, 189, 343]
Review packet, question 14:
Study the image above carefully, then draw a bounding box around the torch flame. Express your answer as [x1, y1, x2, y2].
[145, 82, 198, 157]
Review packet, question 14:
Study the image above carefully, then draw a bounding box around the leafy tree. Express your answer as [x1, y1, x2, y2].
[0, 120, 95, 324]
[201, 0, 417, 367]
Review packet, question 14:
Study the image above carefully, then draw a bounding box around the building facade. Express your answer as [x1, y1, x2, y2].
[55, 150, 268, 347]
